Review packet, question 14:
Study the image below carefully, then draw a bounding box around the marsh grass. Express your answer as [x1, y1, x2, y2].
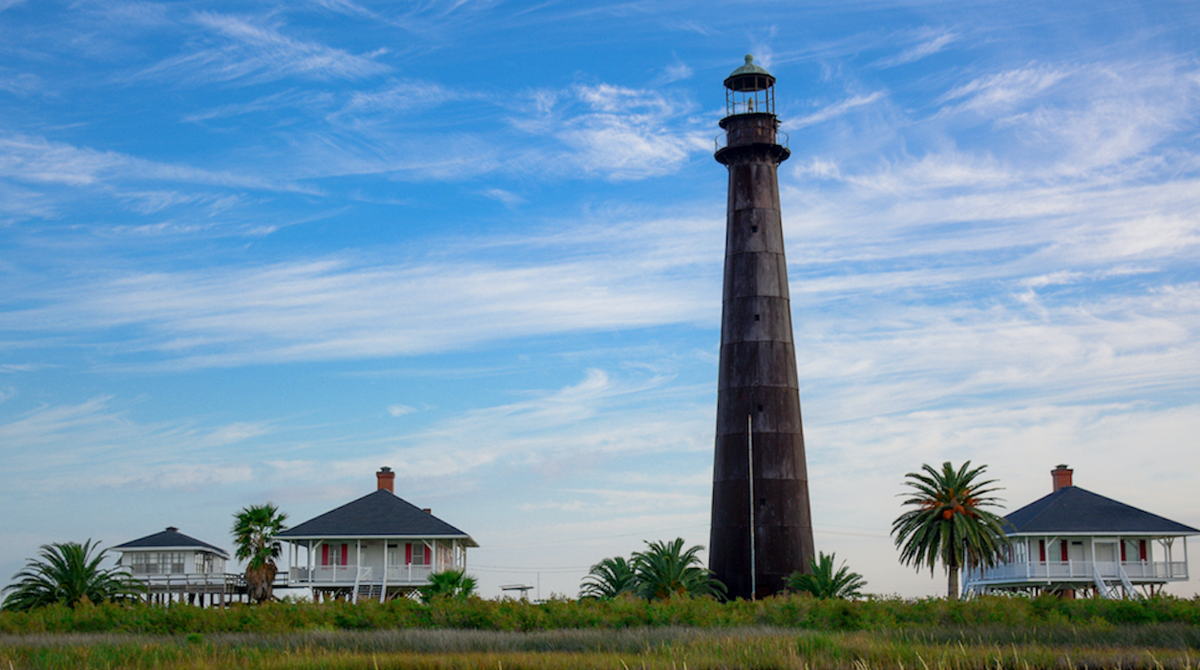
[3, 596, 1200, 668]
[3, 626, 1200, 669]
[3, 595, 1199, 635]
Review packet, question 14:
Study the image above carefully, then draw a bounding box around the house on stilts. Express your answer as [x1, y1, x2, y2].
[964, 465, 1198, 598]
[112, 526, 248, 606]
[278, 467, 477, 602]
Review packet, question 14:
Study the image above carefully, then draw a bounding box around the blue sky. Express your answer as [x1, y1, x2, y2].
[2, 0, 1199, 599]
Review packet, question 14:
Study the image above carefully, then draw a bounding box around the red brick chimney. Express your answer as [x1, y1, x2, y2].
[1052, 464, 1073, 492]
[377, 467, 395, 493]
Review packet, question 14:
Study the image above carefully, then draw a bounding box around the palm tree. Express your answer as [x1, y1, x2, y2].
[1, 540, 142, 611]
[631, 538, 726, 600]
[891, 461, 1011, 600]
[419, 569, 477, 603]
[786, 551, 867, 599]
[232, 503, 287, 604]
[579, 556, 637, 600]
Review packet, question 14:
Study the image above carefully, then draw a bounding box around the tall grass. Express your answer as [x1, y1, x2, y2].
[2, 594, 1198, 635]
[3, 595, 1200, 669]
[3, 627, 1200, 669]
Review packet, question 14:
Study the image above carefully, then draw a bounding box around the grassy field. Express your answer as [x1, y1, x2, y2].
[2, 596, 1199, 668]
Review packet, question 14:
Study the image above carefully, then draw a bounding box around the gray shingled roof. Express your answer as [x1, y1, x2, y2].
[112, 527, 230, 558]
[278, 489, 477, 546]
[1005, 486, 1200, 536]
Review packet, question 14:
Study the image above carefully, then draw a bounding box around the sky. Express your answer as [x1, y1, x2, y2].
[1, 0, 1199, 601]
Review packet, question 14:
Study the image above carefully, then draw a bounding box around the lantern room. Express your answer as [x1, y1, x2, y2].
[722, 54, 776, 117]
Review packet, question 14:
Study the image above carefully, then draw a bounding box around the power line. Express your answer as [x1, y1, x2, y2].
[469, 564, 590, 574]
[483, 523, 710, 549]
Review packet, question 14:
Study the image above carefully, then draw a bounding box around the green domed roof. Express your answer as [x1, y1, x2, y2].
[728, 54, 771, 78]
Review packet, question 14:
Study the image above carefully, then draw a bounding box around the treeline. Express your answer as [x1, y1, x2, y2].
[3, 594, 1200, 635]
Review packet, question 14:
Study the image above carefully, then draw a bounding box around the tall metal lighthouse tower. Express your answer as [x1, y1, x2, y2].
[709, 55, 815, 600]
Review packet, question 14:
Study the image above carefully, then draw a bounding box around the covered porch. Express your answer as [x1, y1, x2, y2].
[285, 537, 469, 602]
[965, 534, 1189, 598]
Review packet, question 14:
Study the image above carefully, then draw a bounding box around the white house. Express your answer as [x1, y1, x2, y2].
[112, 526, 239, 606]
[278, 467, 478, 602]
[964, 465, 1198, 599]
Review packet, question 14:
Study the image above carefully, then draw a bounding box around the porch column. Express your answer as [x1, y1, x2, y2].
[380, 542, 389, 603]
[351, 539, 362, 604]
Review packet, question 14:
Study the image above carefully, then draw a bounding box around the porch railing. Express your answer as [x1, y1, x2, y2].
[967, 560, 1188, 584]
[133, 573, 243, 593]
[289, 564, 436, 586]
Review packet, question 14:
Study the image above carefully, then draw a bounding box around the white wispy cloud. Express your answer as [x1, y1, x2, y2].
[0, 397, 273, 491]
[874, 28, 959, 68]
[0, 216, 722, 368]
[652, 62, 693, 86]
[938, 63, 1074, 115]
[791, 91, 887, 129]
[0, 134, 312, 193]
[549, 83, 709, 180]
[480, 188, 524, 207]
[0, 70, 42, 96]
[137, 11, 389, 85]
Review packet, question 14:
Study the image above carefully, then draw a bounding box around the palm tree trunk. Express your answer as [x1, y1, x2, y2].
[947, 565, 959, 600]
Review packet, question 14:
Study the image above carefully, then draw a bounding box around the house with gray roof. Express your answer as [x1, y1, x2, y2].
[964, 465, 1198, 598]
[278, 467, 478, 602]
[112, 526, 238, 605]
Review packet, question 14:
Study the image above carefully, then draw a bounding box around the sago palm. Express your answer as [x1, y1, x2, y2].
[1, 540, 142, 611]
[232, 503, 288, 604]
[891, 461, 1011, 600]
[419, 569, 477, 603]
[786, 551, 867, 599]
[579, 556, 637, 600]
[631, 538, 726, 600]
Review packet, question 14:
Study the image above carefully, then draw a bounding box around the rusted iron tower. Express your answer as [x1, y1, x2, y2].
[709, 55, 814, 600]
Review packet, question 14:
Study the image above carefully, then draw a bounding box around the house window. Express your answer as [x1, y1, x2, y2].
[163, 552, 186, 573]
[130, 553, 150, 574]
[406, 543, 431, 566]
[321, 544, 349, 566]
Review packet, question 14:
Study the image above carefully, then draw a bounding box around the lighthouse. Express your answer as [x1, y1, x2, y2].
[709, 55, 815, 600]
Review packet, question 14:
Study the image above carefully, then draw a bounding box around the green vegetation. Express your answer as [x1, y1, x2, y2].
[2, 596, 1200, 668]
[892, 461, 1011, 600]
[632, 538, 726, 601]
[3, 618, 1200, 669]
[232, 503, 288, 604]
[418, 570, 478, 603]
[786, 552, 867, 599]
[580, 538, 725, 601]
[2, 592, 1199, 635]
[579, 556, 636, 600]
[1, 540, 142, 612]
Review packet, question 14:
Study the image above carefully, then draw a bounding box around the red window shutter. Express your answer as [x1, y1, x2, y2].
[341, 544, 348, 566]
[1060, 541, 1069, 562]
[1039, 540, 1046, 562]
[405, 543, 412, 564]
[425, 545, 432, 565]
[322, 545, 329, 566]
[1121, 542, 1127, 562]
[1140, 540, 1147, 561]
